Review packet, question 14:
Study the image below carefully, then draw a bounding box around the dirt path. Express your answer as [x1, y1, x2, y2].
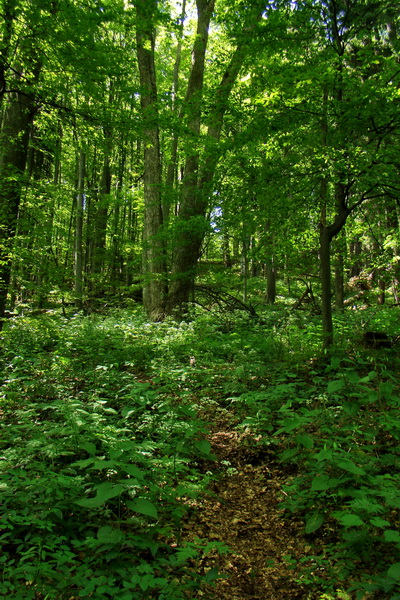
[183, 428, 322, 600]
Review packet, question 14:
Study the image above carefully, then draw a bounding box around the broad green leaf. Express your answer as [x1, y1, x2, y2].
[336, 460, 365, 475]
[75, 496, 105, 508]
[280, 448, 299, 461]
[369, 517, 391, 528]
[275, 417, 302, 434]
[336, 513, 365, 527]
[75, 483, 124, 508]
[311, 475, 340, 491]
[79, 442, 97, 455]
[305, 513, 324, 534]
[122, 464, 145, 479]
[195, 440, 212, 455]
[327, 379, 345, 394]
[97, 526, 124, 544]
[387, 563, 400, 581]
[127, 498, 158, 520]
[71, 457, 95, 469]
[204, 567, 222, 583]
[121, 407, 137, 418]
[92, 460, 117, 470]
[384, 530, 400, 543]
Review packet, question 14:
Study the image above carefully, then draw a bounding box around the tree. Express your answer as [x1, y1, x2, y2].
[135, 0, 167, 320]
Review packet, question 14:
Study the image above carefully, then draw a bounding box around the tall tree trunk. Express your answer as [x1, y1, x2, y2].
[0, 62, 40, 329]
[74, 151, 85, 308]
[320, 226, 334, 348]
[0, 0, 17, 107]
[164, 0, 187, 224]
[168, 1, 265, 314]
[334, 230, 345, 309]
[135, 0, 167, 320]
[167, 0, 215, 314]
[92, 127, 112, 281]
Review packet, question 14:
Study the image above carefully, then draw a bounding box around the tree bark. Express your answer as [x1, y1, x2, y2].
[74, 151, 85, 308]
[135, 0, 167, 320]
[167, 1, 265, 315]
[92, 126, 112, 280]
[0, 63, 40, 328]
[164, 0, 187, 224]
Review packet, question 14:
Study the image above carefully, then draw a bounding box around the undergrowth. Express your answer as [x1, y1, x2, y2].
[1, 305, 399, 599]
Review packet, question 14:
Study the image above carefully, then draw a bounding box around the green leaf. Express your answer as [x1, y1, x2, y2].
[387, 563, 400, 581]
[358, 371, 377, 383]
[305, 513, 324, 534]
[71, 458, 95, 469]
[311, 475, 340, 491]
[342, 401, 360, 416]
[127, 498, 158, 520]
[92, 460, 117, 470]
[194, 440, 212, 455]
[335, 513, 365, 527]
[369, 517, 391, 528]
[122, 464, 145, 480]
[280, 448, 299, 461]
[384, 530, 400, 543]
[121, 407, 137, 418]
[336, 459, 365, 475]
[79, 442, 97, 455]
[295, 434, 314, 448]
[75, 483, 124, 508]
[97, 526, 124, 544]
[327, 379, 345, 394]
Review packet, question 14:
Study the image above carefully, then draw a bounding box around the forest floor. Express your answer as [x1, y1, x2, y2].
[182, 416, 326, 600]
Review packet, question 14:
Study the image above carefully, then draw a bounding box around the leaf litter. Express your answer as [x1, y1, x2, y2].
[182, 426, 326, 600]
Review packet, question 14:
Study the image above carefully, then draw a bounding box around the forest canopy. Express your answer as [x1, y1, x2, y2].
[0, 0, 399, 344]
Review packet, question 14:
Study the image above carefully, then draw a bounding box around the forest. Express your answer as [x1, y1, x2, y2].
[0, 0, 399, 598]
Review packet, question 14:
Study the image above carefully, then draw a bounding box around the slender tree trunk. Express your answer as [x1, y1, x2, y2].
[264, 222, 276, 304]
[241, 233, 250, 304]
[0, 0, 17, 107]
[320, 226, 334, 348]
[334, 230, 345, 309]
[75, 151, 85, 308]
[135, 0, 167, 320]
[92, 127, 112, 281]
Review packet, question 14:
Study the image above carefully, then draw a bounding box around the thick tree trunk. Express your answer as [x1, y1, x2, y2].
[136, 0, 167, 320]
[167, 0, 215, 314]
[168, 1, 266, 315]
[265, 259, 276, 305]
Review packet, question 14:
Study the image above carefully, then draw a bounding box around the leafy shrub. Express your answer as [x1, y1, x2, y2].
[0, 311, 224, 599]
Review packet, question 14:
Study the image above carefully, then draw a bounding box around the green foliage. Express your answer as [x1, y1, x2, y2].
[0, 310, 226, 599]
[233, 311, 400, 598]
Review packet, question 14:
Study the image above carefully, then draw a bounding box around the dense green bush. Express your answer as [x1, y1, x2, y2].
[0, 310, 226, 599]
